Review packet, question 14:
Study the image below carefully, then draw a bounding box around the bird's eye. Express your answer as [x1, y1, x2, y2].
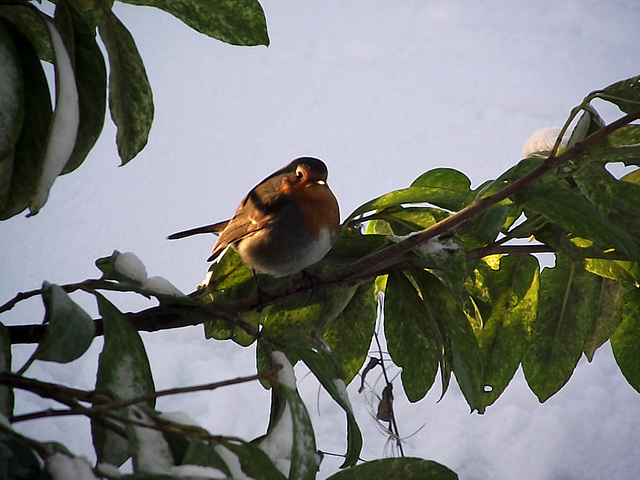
[295, 169, 304, 180]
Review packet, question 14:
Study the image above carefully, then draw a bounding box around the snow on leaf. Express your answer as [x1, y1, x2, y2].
[522, 126, 566, 157]
[29, 20, 79, 216]
[113, 251, 148, 284]
[47, 453, 99, 480]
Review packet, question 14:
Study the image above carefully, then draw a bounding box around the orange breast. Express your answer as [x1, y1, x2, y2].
[293, 183, 340, 236]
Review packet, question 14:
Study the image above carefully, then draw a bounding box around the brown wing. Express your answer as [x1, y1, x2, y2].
[206, 178, 294, 261]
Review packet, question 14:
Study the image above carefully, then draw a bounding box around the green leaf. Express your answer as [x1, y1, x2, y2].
[31, 282, 96, 364]
[607, 125, 640, 149]
[621, 167, 640, 184]
[255, 353, 317, 479]
[92, 294, 156, 467]
[97, 8, 153, 164]
[260, 281, 358, 358]
[476, 255, 539, 411]
[0, 15, 52, 220]
[121, 0, 270, 46]
[0, 438, 44, 480]
[596, 74, 640, 115]
[347, 168, 472, 220]
[299, 348, 363, 468]
[280, 384, 318, 480]
[608, 208, 640, 243]
[54, 0, 107, 174]
[323, 281, 377, 383]
[573, 162, 615, 214]
[180, 439, 232, 477]
[325, 230, 389, 265]
[413, 270, 484, 411]
[362, 206, 448, 237]
[384, 271, 439, 402]
[0, 322, 13, 418]
[462, 201, 514, 249]
[0, 19, 22, 164]
[127, 409, 173, 473]
[522, 257, 600, 402]
[611, 287, 640, 393]
[589, 125, 640, 166]
[202, 249, 261, 346]
[410, 168, 473, 210]
[326, 457, 458, 480]
[613, 179, 640, 218]
[585, 258, 640, 283]
[583, 278, 624, 362]
[223, 442, 287, 480]
[0, 5, 53, 62]
[524, 181, 637, 260]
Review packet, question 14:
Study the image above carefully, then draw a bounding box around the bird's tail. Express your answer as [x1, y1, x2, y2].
[167, 220, 230, 240]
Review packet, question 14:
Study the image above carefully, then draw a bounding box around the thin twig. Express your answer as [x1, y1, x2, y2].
[94, 367, 281, 412]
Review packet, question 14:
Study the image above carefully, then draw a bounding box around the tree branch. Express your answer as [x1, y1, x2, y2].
[4, 108, 640, 345]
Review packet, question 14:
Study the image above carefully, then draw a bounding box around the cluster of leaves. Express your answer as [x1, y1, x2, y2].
[0, 257, 456, 479]
[201, 75, 640, 417]
[1, 76, 640, 478]
[0, 0, 269, 218]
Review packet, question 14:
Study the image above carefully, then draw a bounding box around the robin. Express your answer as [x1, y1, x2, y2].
[168, 157, 340, 282]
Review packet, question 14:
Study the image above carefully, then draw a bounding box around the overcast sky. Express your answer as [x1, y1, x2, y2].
[2, 1, 640, 479]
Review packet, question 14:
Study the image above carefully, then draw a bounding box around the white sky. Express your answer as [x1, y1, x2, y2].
[2, 1, 640, 479]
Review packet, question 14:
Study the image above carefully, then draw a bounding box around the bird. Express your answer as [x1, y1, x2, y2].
[168, 157, 340, 281]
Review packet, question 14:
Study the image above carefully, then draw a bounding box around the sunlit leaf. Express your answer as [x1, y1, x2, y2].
[413, 270, 483, 410]
[32, 282, 95, 364]
[583, 278, 624, 362]
[122, 0, 269, 46]
[589, 125, 640, 166]
[261, 281, 357, 356]
[97, 8, 153, 164]
[326, 457, 458, 480]
[323, 281, 377, 383]
[585, 258, 640, 283]
[347, 168, 472, 221]
[596, 74, 640, 115]
[410, 168, 472, 208]
[523, 181, 637, 260]
[573, 162, 615, 214]
[522, 256, 600, 402]
[462, 201, 514, 249]
[611, 287, 640, 393]
[384, 271, 439, 402]
[476, 255, 539, 411]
